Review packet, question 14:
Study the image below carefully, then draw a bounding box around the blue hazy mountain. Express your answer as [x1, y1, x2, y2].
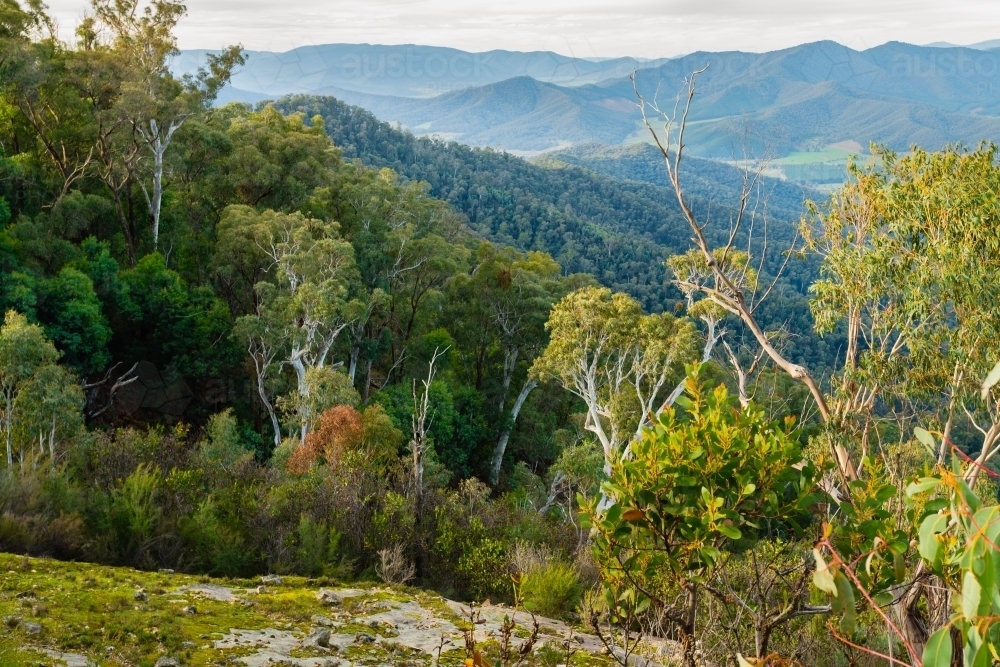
[181, 40, 1000, 157]
[171, 44, 669, 99]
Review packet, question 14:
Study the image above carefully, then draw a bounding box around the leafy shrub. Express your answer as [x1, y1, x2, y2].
[457, 534, 510, 601]
[108, 463, 162, 565]
[289, 404, 363, 474]
[198, 408, 253, 470]
[520, 561, 582, 619]
[512, 542, 584, 619]
[178, 497, 252, 576]
[289, 515, 342, 577]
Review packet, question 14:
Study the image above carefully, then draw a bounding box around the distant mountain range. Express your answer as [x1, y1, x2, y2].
[177, 40, 1000, 159]
[170, 44, 670, 100]
[925, 39, 1000, 50]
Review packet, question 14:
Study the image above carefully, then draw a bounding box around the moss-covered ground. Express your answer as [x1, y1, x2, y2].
[0, 553, 625, 667]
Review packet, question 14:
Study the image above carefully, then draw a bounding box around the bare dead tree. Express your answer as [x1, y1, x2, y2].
[410, 346, 448, 510]
[722, 338, 766, 408]
[409, 345, 448, 579]
[631, 68, 862, 489]
[83, 362, 139, 419]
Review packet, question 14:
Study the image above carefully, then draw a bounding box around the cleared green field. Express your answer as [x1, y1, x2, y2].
[772, 148, 855, 165]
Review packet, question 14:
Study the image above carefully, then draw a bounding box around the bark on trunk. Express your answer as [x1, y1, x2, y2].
[488, 378, 537, 484]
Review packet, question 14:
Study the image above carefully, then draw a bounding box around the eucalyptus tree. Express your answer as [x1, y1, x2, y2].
[332, 165, 466, 392]
[805, 145, 1000, 482]
[84, 0, 244, 250]
[0, 310, 83, 466]
[531, 285, 698, 473]
[219, 205, 363, 443]
[447, 243, 581, 484]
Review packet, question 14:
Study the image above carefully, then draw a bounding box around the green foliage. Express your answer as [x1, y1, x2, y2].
[806, 145, 1000, 455]
[198, 408, 252, 469]
[177, 495, 250, 576]
[520, 560, 582, 619]
[118, 253, 235, 378]
[108, 463, 162, 564]
[290, 514, 342, 577]
[907, 468, 1000, 664]
[12, 362, 85, 456]
[591, 367, 819, 584]
[587, 366, 822, 661]
[533, 285, 698, 467]
[457, 534, 509, 601]
[0, 309, 75, 465]
[36, 267, 111, 374]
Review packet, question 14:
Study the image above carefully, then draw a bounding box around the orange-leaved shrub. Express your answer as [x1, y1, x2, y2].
[287, 405, 363, 474]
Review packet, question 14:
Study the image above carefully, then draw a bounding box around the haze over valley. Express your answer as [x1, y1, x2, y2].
[173, 39, 1000, 187]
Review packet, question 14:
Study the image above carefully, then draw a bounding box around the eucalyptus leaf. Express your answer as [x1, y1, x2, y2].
[982, 359, 1000, 400]
[914, 427, 938, 457]
[812, 548, 837, 596]
[922, 626, 952, 667]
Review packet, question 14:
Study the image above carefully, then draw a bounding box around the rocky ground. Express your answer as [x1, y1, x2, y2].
[0, 553, 678, 666]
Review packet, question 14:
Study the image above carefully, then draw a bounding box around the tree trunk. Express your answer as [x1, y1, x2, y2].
[256, 374, 282, 450]
[893, 569, 951, 663]
[348, 345, 360, 384]
[141, 118, 184, 249]
[5, 393, 12, 467]
[679, 585, 698, 667]
[489, 378, 537, 484]
[362, 359, 373, 403]
[290, 354, 309, 443]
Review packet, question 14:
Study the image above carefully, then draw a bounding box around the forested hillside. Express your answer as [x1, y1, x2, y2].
[537, 142, 810, 210]
[274, 98, 814, 286]
[19, 1, 1000, 665]
[276, 95, 839, 368]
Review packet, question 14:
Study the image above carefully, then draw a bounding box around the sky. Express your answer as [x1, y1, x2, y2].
[42, 0, 1000, 57]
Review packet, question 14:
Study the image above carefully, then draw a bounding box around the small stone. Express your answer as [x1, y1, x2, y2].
[316, 589, 341, 605]
[134, 589, 149, 602]
[158, 569, 174, 574]
[22, 621, 41, 635]
[354, 632, 376, 644]
[301, 627, 331, 649]
[181, 641, 195, 648]
[261, 574, 282, 586]
[154, 658, 181, 667]
[181, 606, 196, 615]
[311, 614, 336, 627]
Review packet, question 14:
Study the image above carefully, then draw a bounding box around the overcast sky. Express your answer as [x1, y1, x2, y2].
[44, 0, 1000, 57]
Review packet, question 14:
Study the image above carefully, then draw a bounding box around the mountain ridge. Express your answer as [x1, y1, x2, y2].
[189, 40, 1000, 159]
[171, 43, 670, 99]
